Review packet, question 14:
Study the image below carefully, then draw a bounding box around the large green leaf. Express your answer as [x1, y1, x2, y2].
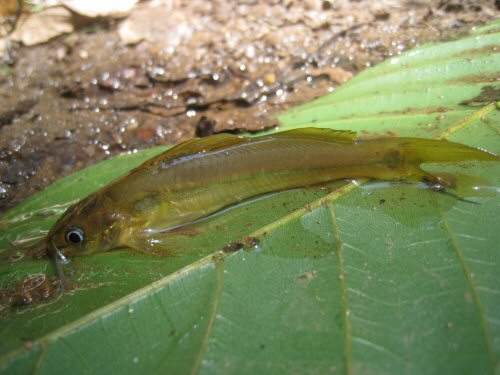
[1, 22, 499, 374]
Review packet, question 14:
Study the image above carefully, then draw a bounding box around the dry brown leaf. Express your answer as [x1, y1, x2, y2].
[62, 0, 139, 18]
[10, 6, 74, 46]
[118, 3, 194, 49]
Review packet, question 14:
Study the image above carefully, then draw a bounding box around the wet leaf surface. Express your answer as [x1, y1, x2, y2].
[0, 19, 500, 375]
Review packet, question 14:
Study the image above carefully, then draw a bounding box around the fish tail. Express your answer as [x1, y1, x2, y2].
[401, 138, 500, 164]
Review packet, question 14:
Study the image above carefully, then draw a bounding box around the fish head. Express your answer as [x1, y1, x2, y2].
[46, 194, 126, 264]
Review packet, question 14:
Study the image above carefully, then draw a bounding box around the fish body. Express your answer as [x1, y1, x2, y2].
[46, 128, 500, 263]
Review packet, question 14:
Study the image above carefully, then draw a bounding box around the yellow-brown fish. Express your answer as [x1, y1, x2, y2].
[46, 128, 499, 277]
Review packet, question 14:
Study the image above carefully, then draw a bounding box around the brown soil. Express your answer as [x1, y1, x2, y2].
[0, 0, 498, 213]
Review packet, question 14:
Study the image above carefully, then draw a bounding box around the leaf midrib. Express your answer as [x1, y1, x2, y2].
[330, 205, 352, 375]
[434, 194, 496, 367]
[190, 260, 224, 375]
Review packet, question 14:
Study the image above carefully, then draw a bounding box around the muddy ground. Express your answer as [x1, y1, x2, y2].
[0, 0, 498, 213]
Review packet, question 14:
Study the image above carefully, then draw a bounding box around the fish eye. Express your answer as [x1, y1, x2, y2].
[65, 228, 85, 245]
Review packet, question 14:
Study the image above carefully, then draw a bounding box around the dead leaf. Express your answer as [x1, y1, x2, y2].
[62, 0, 139, 18]
[118, 3, 194, 49]
[11, 6, 74, 46]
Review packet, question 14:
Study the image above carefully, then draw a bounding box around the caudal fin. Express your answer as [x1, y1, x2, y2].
[401, 138, 500, 164]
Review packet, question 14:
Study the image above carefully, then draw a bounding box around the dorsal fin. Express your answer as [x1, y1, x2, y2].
[168, 133, 249, 158]
[269, 127, 357, 143]
[144, 133, 249, 167]
[145, 127, 356, 168]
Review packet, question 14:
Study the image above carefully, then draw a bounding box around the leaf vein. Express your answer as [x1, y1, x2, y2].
[329, 205, 352, 375]
[352, 337, 404, 362]
[435, 197, 496, 367]
[190, 261, 225, 375]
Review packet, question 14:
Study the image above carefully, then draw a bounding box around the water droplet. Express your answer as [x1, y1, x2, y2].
[79, 49, 89, 59]
[151, 66, 165, 76]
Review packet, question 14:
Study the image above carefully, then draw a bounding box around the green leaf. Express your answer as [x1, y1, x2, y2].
[1, 22, 500, 374]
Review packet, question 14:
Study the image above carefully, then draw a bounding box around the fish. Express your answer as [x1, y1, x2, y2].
[46, 128, 499, 280]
